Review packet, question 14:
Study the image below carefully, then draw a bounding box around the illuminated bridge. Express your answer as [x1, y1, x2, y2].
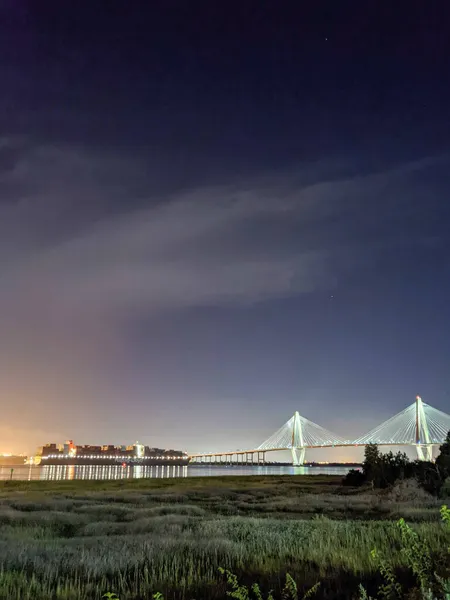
[189, 396, 450, 466]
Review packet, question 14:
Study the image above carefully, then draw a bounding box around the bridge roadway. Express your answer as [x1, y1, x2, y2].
[188, 442, 438, 465]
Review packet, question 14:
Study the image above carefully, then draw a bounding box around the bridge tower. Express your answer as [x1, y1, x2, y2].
[257, 410, 348, 466]
[415, 396, 433, 462]
[291, 411, 306, 466]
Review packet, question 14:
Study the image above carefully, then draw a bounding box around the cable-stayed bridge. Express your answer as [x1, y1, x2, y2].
[189, 396, 450, 465]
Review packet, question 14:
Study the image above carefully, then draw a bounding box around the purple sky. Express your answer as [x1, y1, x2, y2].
[1, 1, 450, 459]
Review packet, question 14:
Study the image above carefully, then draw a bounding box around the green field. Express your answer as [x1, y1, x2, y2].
[0, 475, 448, 599]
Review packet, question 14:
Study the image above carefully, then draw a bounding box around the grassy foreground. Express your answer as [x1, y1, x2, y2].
[0, 475, 448, 599]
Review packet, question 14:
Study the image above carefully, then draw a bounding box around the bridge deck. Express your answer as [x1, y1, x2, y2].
[188, 442, 439, 459]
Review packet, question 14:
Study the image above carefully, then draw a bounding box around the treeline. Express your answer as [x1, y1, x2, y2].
[344, 431, 450, 495]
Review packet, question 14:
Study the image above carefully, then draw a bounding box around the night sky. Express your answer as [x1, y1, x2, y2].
[1, 1, 450, 459]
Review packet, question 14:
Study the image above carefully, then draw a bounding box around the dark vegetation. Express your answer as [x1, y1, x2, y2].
[0, 435, 448, 599]
[344, 432, 450, 495]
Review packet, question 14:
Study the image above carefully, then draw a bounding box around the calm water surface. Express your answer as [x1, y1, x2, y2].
[0, 464, 353, 481]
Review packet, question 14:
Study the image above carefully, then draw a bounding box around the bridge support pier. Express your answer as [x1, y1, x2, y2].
[416, 444, 433, 462]
[291, 447, 306, 466]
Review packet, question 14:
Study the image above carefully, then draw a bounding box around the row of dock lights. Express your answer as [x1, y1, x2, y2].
[42, 455, 189, 460]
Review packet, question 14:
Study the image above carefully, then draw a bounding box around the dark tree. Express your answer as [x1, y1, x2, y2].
[435, 431, 450, 478]
[362, 444, 412, 489]
[343, 468, 366, 487]
[343, 435, 450, 493]
[362, 444, 380, 478]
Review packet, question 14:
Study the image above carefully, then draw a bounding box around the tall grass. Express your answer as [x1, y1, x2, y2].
[0, 516, 448, 598]
[0, 477, 448, 599]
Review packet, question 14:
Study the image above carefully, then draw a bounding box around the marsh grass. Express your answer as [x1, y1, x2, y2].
[0, 476, 448, 599]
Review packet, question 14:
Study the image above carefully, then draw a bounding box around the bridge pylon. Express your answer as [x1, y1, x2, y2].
[353, 395, 450, 461]
[291, 411, 306, 465]
[257, 409, 348, 466]
[415, 396, 433, 462]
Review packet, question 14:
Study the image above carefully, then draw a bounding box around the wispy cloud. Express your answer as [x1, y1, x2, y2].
[1, 141, 448, 322]
[0, 139, 448, 450]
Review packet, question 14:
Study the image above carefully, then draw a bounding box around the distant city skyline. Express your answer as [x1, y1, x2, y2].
[1, 2, 450, 458]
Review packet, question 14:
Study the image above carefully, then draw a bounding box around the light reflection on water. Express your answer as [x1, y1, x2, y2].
[0, 464, 352, 481]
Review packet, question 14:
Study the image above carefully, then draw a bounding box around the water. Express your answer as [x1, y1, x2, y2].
[0, 464, 353, 481]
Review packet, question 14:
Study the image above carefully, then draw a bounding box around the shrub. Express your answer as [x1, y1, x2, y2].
[343, 469, 366, 487]
[386, 478, 432, 503]
[359, 437, 450, 495]
[440, 477, 450, 499]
